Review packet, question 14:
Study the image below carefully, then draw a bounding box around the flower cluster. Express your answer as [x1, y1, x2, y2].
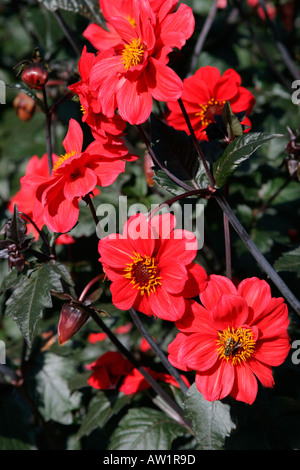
[18, 119, 137, 234]
[9, 0, 291, 408]
[72, 0, 195, 124]
[97, 213, 290, 404]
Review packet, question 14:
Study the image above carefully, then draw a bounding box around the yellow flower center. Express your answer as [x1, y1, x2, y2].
[216, 326, 256, 365]
[126, 15, 136, 28]
[124, 253, 161, 296]
[196, 98, 226, 127]
[53, 150, 76, 173]
[80, 104, 86, 115]
[121, 37, 145, 71]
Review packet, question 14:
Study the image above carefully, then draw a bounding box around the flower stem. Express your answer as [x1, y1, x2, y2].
[214, 193, 300, 315]
[79, 274, 104, 302]
[87, 306, 192, 430]
[129, 307, 189, 394]
[136, 124, 194, 192]
[187, 0, 219, 77]
[42, 88, 53, 175]
[177, 98, 215, 188]
[82, 193, 99, 226]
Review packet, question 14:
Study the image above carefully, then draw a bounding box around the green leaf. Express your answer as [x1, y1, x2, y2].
[38, 0, 104, 24]
[77, 392, 132, 439]
[274, 246, 300, 277]
[222, 101, 244, 140]
[5, 263, 64, 346]
[213, 133, 281, 188]
[152, 170, 189, 197]
[25, 352, 81, 425]
[108, 407, 186, 450]
[183, 383, 235, 450]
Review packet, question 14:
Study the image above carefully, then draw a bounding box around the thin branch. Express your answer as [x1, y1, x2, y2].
[223, 212, 232, 280]
[87, 307, 192, 430]
[52, 10, 82, 56]
[129, 307, 189, 394]
[79, 274, 104, 302]
[187, 0, 219, 77]
[232, 0, 291, 92]
[42, 88, 53, 174]
[214, 193, 300, 315]
[136, 124, 195, 193]
[177, 98, 215, 188]
[258, 0, 300, 81]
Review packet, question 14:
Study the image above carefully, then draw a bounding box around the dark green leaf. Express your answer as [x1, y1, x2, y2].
[108, 407, 186, 450]
[6, 205, 27, 244]
[5, 263, 64, 346]
[38, 0, 104, 24]
[152, 170, 189, 196]
[213, 133, 281, 188]
[222, 101, 243, 140]
[183, 383, 235, 450]
[274, 246, 300, 277]
[25, 352, 81, 424]
[0, 268, 23, 294]
[77, 392, 132, 439]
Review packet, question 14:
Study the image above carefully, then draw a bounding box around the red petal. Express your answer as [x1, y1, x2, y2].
[144, 57, 183, 102]
[159, 258, 188, 294]
[63, 167, 97, 200]
[229, 363, 258, 404]
[63, 119, 83, 155]
[116, 76, 153, 125]
[110, 278, 138, 310]
[195, 360, 235, 401]
[98, 235, 134, 268]
[149, 287, 185, 321]
[83, 23, 120, 51]
[210, 294, 249, 330]
[200, 274, 238, 311]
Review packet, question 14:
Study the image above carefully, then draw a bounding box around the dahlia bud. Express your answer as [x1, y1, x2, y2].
[13, 92, 36, 121]
[14, 48, 50, 91]
[144, 152, 155, 187]
[21, 62, 49, 90]
[57, 303, 89, 345]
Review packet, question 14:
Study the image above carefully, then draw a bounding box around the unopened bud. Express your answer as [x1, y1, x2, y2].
[13, 92, 36, 121]
[57, 303, 89, 345]
[21, 62, 49, 90]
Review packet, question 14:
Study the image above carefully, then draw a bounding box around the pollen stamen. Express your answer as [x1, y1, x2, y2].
[53, 150, 76, 173]
[195, 98, 226, 127]
[216, 326, 256, 365]
[121, 37, 145, 71]
[124, 252, 161, 296]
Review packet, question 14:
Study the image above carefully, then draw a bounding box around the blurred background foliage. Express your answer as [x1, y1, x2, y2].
[0, 0, 300, 451]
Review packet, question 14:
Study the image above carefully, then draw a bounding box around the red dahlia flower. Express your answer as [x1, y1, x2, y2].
[86, 350, 189, 393]
[83, 0, 168, 52]
[86, 351, 133, 390]
[168, 275, 290, 404]
[166, 66, 255, 141]
[8, 154, 74, 245]
[69, 46, 127, 140]
[98, 212, 207, 321]
[89, 0, 195, 124]
[20, 119, 136, 234]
